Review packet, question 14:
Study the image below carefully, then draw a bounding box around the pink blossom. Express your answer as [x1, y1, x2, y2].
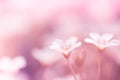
[50, 36, 81, 58]
[85, 32, 120, 50]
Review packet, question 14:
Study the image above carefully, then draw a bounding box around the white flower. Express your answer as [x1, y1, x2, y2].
[85, 32, 120, 50]
[50, 36, 81, 58]
[0, 56, 26, 73]
[32, 48, 62, 65]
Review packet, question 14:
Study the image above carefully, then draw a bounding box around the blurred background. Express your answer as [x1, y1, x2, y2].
[0, 0, 120, 80]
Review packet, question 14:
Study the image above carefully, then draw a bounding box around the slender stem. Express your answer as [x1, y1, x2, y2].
[97, 54, 102, 80]
[67, 59, 77, 80]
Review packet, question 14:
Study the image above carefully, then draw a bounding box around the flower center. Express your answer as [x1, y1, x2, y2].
[97, 39, 107, 45]
[62, 44, 71, 51]
[97, 39, 108, 50]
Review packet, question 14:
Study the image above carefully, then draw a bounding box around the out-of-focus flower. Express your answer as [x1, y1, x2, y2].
[0, 56, 26, 73]
[0, 73, 14, 80]
[0, 71, 28, 80]
[85, 32, 120, 50]
[50, 36, 81, 58]
[32, 48, 62, 66]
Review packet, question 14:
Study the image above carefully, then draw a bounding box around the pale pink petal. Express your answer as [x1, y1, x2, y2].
[69, 42, 81, 52]
[101, 33, 113, 42]
[50, 44, 61, 51]
[66, 36, 77, 45]
[50, 37, 81, 55]
[106, 39, 120, 47]
[0, 57, 11, 71]
[72, 42, 81, 49]
[13, 56, 26, 69]
[84, 38, 96, 44]
[32, 49, 61, 65]
[54, 39, 64, 45]
[52, 42, 61, 47]
[89, 32, 100, 41]
[50, 39, 63, 51]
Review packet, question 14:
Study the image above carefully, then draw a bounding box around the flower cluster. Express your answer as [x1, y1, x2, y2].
[50, 33, 120, 57]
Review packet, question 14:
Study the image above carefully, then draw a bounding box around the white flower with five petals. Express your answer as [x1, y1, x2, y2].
[85, 32, 120, 50]
[50, 36, 81, 58]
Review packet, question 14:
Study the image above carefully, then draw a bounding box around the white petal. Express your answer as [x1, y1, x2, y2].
[13, 56, 26, 69]
[50, 45, 55, 49]
[69, 42, 81, 52]
[50, 44, 61, 51]
[102, 33, 113, 42]
[84, 38, 96, 44]
[50, 39, 63, 50]
[0, 57, 11, 71]
[32, 49, 61, 65]
[89, 32, 100, 41]
[73, 42, 81, 48]
[54, 39, 64, 45]
[66, 36, 78, 45]
[107, 39, 120, 47]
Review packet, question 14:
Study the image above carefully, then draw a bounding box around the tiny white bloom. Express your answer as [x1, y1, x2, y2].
[85, 32, 120, 50]
[32, 48, 62, 65]
[0, 56, 26, 73]
[50, 36, 81, 58]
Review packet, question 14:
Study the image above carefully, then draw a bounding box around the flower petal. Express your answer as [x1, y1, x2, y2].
[68, 42, 81, 53]
[73, 42, 81, 48]
[84, 38, 96, 44]
[101, 33, 113, 42]
[66, 36, 78, 45]
[106, 39, 120, 47]
[54, 39, 64, 45]
[89, 32, 100, 41]
[73, 42, 81, 49]
[50, 44, 61, 51]
[13, 56, 26, 69]
[50, 39, 63, 50]
[0, 57, 11, 71]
